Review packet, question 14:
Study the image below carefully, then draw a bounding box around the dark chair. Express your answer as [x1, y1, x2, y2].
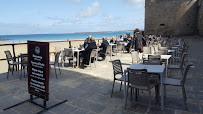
[63, 48, 74, 68]
[4, 50, 19, 79]
[147, 55, 162, 65]
[20, 54, 28, 80]
[164, 63, 193, 110]
[111, 59, 126, 97]
[168, 52, 187, 76]
[126, 68, 159, 111]
[50, 51, 61, 78]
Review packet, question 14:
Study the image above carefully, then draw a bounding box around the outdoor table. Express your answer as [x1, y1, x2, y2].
[168, 49, 175, 64]
[143, 54, 171, 77]
[17, 53, 27, 71]
[124, 64, 165, 111]
[109, 44, 117, 59]
[73, 49, 83, 68]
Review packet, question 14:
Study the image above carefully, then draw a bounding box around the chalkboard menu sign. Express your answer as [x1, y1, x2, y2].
[28, 41, 49, 100]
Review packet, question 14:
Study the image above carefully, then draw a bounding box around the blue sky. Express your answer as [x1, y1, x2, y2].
[0, 0, 145, 35]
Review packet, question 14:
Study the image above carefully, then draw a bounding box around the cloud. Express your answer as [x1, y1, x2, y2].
[78, 1, 100, 18]
[63, 0, 81, 4]
[134, 3, 144, 10]
[106, 15, 115, 23]
[125, 0, 144, 4]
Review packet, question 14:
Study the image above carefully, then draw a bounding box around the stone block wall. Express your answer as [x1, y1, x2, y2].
[145, 0, 199, 36]
[198, 0, 203, 36]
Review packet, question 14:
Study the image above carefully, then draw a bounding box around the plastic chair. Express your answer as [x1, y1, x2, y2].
[49, 51, 61, 78]
[111, 59, 126, 97]
[63, 48, 75, 68]
[20, 54, 28, 80]
[4, 50, 19, 79]
[88, 49, 97, 69]
[126, 68, 159, 111]
[163, 63, 193, 110]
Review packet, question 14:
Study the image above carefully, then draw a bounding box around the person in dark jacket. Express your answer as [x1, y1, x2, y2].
[133, 28, 145, 52]
[99, 37, 109, 60]
[81, 37, 97, 66]
[84, 35, 91, 49]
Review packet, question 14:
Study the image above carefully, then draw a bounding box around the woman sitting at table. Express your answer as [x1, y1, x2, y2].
[79, 37, 97, 67]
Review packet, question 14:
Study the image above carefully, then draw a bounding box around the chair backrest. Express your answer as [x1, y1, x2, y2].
[4, 50, 13, 64]
[143, 47, 151, 54]
[117, 44, 124, 51]
[127, 68, 149, 87]
[20, 54, 28, 64]
[147, 55, 162, 65]
[131, 51, 140, 64]
[55, 52, 61, 63]
[182, 63, 193, 85]
[105, 45, 111, 55]
[150, 46, 155, 54]
[55, 46, 61, 52]
[90, 49, 97, 58]
[111, 59, 123, 76]
[154, 45, 159, 52]
[64, 48, 73, 57]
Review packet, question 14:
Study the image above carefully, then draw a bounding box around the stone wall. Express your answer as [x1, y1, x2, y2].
[198, 0, 203, 36]
[145, 0, 199, 36]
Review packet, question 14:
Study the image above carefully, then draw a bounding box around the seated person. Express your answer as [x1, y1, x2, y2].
[123, 35, 128, 42]
[110, 36, 117, 48]
[99, 37, 109, 60]
[76, 37, 97, 67]
[84, 35, 91, 49]
[125, 36, 132, 53]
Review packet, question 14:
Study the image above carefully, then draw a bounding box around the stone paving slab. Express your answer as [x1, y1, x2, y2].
[0, 36, 203, 113]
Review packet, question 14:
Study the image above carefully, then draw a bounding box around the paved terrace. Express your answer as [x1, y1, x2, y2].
[0, 36, 203, 114]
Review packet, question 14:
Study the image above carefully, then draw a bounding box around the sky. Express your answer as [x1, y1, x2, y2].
[0, 0, 145, 35]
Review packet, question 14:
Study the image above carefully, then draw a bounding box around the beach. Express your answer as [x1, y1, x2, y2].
[0, 40, 86, 74]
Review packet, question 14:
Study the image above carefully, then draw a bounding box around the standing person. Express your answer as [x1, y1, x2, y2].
[133, 28, 145, 52]
[99, 37, 109, 60]
[84, 35, 91, 49]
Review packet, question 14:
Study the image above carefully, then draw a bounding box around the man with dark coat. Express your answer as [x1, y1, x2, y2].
[99, 37, 109, 60]
[81, 37, 97, 65]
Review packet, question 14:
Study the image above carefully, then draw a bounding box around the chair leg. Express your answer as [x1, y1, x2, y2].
[182, 85, 187, 110]
[148, 90, 151, 112]
[164, 85, 166, 99]
[58, 63, 61, 74]
[135, 89, 138, 101]
[155, 85, 159, 105]
[130, 88, 132, 102]
[125, 85, 129, 109]
[12, 65, 14, 75]
[120, 82, 122, 91]
[111, 80, 115, 98]
[54, 65, 57, 78]
[94, 59, 96, 67]
[7, 67, 9, 79]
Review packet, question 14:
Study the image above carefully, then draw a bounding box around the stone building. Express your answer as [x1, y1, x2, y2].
[145, 0, 203, 36]
[198, 0, 203, 36]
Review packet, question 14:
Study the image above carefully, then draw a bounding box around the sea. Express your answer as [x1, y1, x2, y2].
[0, 31, 133, 43]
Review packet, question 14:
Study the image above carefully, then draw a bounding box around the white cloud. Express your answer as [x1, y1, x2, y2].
[134, 3, 144, 10]
[125, 0, 144, 4]
[78, 1, 100, 18]
[63, 0, 81, 4]
[106, 15, 115, 23]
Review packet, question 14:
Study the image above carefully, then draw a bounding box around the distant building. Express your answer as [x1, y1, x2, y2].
[145, 0, 203, 36]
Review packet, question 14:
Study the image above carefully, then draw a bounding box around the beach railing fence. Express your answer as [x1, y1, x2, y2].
[0, 39, 103, 61]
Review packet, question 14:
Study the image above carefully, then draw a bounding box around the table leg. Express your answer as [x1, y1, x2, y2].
[18, 56, 20, 73]
[160, 72, 164, 111]
[166, 59, 168, 78]
[77, 51, 79, 68]
[124, 70, 127, 107]
[111, 46, 112, 59]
